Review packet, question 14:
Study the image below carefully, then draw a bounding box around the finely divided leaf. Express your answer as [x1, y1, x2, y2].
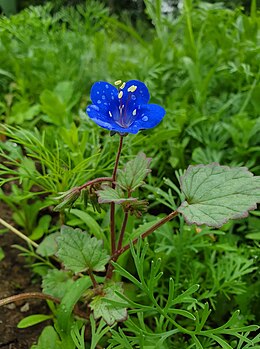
[89, 282, 127, 326]
[178, 163, 260, 228]
[56, 225, 110, 273]
[96, 186, 136, 204]
[117, 152, 152, 192]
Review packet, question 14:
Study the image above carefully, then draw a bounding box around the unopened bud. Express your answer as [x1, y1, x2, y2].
[128, 200, 149, 218]
[53, 188, 81, 212]
[90, 192, 102, 213]
[81, 188, 89, 208]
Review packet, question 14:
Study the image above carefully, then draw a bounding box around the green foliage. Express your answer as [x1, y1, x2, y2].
[56, 225, 110, 273]
[17, 314, 53, 328]
[0, 1, 259, 348]
[40, 81, 79, 126]
[96, 153, 152, 216]
[31, 326, 62, 349]
[90, 282, 127, 326]
[178, 163, 260, 227]
[0, 247, 5, 261]
[109, 240, 259, 348]
[96, 186, 136, 204]
[56, 276, 92, 333]
[89, 315, 111, 349]
[36, 231, 60, 257]
[42, 269, 74, 299]
[117, 152, 152, 192]
[53, 188, 81, 212]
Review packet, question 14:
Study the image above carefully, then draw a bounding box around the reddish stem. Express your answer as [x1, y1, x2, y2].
[88, 270, 98, 288]
[78, 177, 113, 191]
[106, 135, 124, 279]
[112, 210, 179, 260]
[110, 203, 116, 254]
[110, 135, 124, 255]
[117, 211, 129, 251]
[0, 292, 88, 319]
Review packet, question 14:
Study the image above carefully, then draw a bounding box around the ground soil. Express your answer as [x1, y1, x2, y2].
[0, 202, 49, 349]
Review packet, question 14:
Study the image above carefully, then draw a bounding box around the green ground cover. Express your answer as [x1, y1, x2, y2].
[0, 0, 259, 348]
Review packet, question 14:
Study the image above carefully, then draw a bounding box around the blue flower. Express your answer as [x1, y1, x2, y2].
[86, 80, 166, 134]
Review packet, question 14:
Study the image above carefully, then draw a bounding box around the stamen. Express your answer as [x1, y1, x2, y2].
[127, 85, 137, 93]
[114, 80, 122, 85]
[118, 91, 123, 99]
[132, 109, 137, 116]
[120, 82, 126, 89]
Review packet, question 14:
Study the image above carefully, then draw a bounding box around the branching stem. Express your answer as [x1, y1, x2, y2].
[112, 210, 179, 260]
[78, 177, 113, 191]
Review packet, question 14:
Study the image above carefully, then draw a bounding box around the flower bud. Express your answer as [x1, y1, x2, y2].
[81, 188, 89, 208]
[53, 188, 81, 212]
[90, 192, 102, 213]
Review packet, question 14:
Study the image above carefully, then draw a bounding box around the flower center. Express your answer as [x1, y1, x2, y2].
[114, 83, 138, 128]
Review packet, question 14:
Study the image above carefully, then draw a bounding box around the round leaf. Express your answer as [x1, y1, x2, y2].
[178, 164, 260, 228]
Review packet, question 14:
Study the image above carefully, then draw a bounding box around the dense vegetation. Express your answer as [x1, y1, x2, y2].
[0, 0, 259, 348]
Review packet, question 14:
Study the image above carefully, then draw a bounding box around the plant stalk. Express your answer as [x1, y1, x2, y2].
[78, 177, 113, 191]
[88, 270, 98, 288]
[112, 210, 179, 260]
[117, 211, 129, 251]
[110, 135, 124, 255]
[106, 135, 124, 279]
[0, 292, 88, 319]
[0, 218, 39, 248]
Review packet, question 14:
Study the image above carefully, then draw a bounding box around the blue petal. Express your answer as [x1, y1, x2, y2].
[86, 105, 113, 130]
[120, 80, 150, 107]
[87, 81, 165, 134]
[126, 104, 166, 133]
[87, 104, 133, 133]
[90, 81, 119, 114]
[116, 80, 150, 127]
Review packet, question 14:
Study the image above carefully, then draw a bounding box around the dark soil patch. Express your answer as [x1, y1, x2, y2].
[0, 202, 49, 349]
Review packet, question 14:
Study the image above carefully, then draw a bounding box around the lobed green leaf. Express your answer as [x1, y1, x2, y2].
[36, 231, 60, 257]
[42, 269, 74, 299]
[90, 282, 128, 326]
[96, 185, 136, 204]
[117, 152, 152, 192]
[56, 225, 110, 273]
[178, 163, 260, 228]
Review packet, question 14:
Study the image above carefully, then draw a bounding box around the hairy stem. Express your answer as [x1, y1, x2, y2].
[110, 135, 124, 255]
[78, 177, 113, 191]
[0, 292, 88, 320]
[88, 270, 98, 288]
[117, 211, 129, 251]
[112, 210, 179, 259]
[110, 204, 116, 255]
[107, 135, 124, 279]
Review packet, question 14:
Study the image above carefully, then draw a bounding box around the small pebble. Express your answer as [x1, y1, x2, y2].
[5, 303, 16, 310]
[20, 302, 30, 312]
